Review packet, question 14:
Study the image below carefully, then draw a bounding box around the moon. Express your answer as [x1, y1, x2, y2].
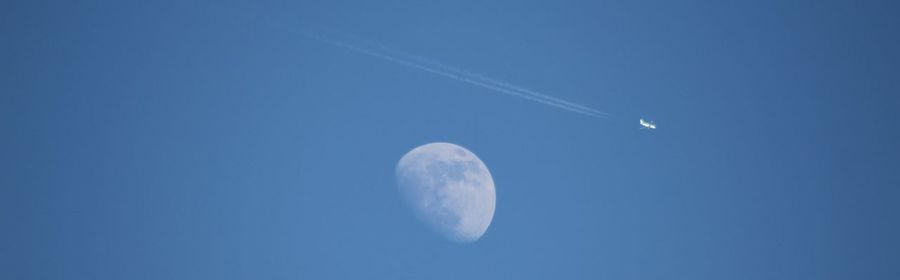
[395, 142, 496, 242]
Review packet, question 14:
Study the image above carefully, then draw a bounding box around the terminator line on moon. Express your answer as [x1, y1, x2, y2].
[395, 142, 497, 242]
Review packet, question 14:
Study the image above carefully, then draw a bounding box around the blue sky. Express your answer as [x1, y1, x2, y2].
[2, 0, 899, 279]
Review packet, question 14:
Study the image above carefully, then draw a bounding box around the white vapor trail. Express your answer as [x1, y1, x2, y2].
[303, 32, 609, 119]
[390, 50, 611, 118]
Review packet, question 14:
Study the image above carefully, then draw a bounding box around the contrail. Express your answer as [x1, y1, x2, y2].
[302, 32, 609, 119]
[386, 49, 611, 118]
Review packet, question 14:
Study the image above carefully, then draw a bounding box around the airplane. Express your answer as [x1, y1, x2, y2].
[640, 118, 656, 129]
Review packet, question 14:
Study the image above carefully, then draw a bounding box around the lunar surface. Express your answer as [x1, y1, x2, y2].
[395, 142, 496, 242]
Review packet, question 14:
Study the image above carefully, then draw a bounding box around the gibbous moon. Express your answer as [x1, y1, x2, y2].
[395, 142, 496, 242]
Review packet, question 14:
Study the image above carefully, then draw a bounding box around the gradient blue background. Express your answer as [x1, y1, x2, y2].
[3, 1, 899, 279]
